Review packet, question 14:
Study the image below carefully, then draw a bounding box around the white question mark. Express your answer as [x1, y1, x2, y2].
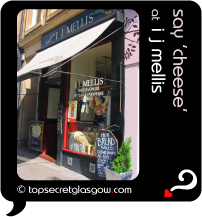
[170, 169, 197, 192]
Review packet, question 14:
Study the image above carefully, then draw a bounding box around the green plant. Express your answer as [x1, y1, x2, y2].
[112, 136, 132, 173]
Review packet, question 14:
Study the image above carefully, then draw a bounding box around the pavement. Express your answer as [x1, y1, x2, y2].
[17, 147, 90, 180]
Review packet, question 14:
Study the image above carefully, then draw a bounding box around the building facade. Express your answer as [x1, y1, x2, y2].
[17, 9, 139, 180]
[17, 9, 85, 147]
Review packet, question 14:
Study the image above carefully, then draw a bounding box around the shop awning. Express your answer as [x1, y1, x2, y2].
[17, 18, 115, 82]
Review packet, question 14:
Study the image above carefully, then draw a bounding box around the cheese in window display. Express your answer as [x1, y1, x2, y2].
[74, 131, 92, 145]
[72, 131, 97, 155]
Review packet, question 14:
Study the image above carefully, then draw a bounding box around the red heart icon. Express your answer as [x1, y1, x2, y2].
[164, 189, 173, 197]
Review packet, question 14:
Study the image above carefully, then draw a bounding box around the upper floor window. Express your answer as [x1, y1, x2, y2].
[47, 9, 58, 16]
[27, 9, 41, 30]
[51, 9, 58, 13]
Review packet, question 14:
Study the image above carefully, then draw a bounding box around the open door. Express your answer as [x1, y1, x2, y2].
[42, 82, 60, 159]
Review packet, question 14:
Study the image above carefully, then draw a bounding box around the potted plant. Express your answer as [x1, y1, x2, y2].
[104, 136, 133, 180]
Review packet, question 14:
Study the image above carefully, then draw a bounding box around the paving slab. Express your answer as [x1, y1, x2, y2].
[17, 147, 90, 180]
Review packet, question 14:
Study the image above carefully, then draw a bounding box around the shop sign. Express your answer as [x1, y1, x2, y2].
[67, 157, 73, 166]
[89, 163, 96, 173]
[28, 121, 44, 152]
[96, 130, 118, 180]
[74, 78, 104, 101]
[41, 9, 116, 47]
[68, 101, 77, 122]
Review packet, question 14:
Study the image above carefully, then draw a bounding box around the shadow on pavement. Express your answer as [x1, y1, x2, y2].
[17, 147, 39, 165]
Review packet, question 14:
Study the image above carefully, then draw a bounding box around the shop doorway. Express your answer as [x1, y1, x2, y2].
[42, 81, 61, 160]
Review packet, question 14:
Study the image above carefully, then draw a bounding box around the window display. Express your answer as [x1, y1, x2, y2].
[65, 42, 112, 157]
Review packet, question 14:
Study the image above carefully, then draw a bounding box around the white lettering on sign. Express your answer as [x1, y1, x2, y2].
[73, 78, 105, 100]
[103, 155, 109, 160]
[31, 139, 38, 145]
[97, 138, 116, 147]
[83, 78, 103, 87]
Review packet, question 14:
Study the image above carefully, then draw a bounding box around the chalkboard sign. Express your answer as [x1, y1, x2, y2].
[96, 130, 118, 180]
[28, 121, 44, 152]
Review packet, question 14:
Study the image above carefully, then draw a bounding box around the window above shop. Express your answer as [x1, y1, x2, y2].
[28, 9, 41, 28]
[25, 9, 42, 35]
[31, 9, 40, 27]
[46, 9, 66, 22]
[50, 9, 58, 14]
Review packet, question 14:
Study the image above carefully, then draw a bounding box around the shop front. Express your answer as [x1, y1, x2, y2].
[17, 9, 139, 180]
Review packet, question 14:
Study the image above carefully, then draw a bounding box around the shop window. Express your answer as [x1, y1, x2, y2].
[64, 42, 112, 158]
